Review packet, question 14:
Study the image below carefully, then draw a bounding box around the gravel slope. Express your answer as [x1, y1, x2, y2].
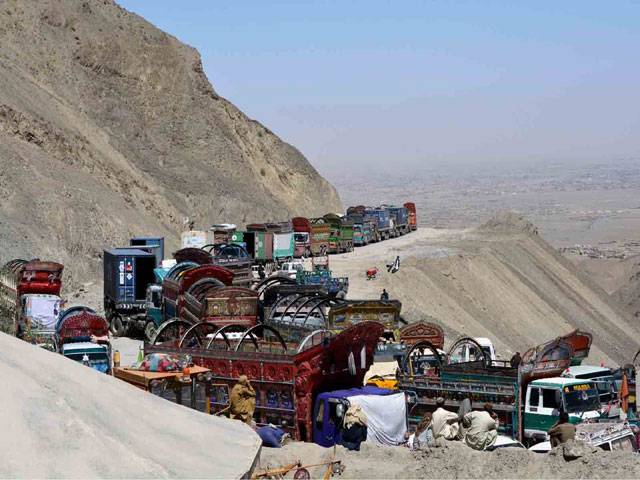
[0, 332, 261, 478]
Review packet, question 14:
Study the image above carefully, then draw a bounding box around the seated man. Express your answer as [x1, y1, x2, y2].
[548, 411, 576, 447]
[462, 403, 498, 451]
[431, 397, 460, 440]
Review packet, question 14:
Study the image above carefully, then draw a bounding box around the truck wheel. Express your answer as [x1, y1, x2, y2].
[109, 314, 125, 337]
[144, 321, 158, 342]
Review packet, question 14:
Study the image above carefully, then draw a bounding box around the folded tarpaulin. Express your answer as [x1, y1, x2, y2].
[348, 392, 407, 446]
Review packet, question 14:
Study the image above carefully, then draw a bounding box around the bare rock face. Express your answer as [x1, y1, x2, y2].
[0, 0, 341, 285]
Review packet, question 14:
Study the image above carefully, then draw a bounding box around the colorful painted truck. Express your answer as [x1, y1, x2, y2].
[0, 259, 64, 339]
[296, 269, 349, 296]
[398, 336, 601, 445]
[404, 202, 418, 231]
[181, 286, 259, 329]
[146, 321, 384, 442]
[161, 260, 234, 322]
[386, 206, 410, 236]
[364, 208, 392, 241]
[232, 226, 295, 264]
[323, 214, 354, 254]
[56, 307, 112, 374]
[345, 213, 374, 246]
[291, 217, 312, 258]
[310, 218, 331, 256]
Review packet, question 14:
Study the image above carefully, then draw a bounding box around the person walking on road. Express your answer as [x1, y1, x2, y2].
[380, 289, 389, 301]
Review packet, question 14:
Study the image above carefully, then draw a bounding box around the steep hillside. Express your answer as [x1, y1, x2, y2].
[0, 0, 341, 286]
[331, 213, 640, 365]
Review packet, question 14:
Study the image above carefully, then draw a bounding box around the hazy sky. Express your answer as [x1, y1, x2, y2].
[118, 1, 640, 177]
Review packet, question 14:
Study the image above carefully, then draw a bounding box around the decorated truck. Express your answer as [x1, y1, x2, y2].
[292, 217, 312, 258]
[386, 206, 410, 236]
[56, 307, 112, 374]
[404, 202, 418, 231]
[310, 218, 331, 256]
[232, 226, 295, 265]
[323, 214, 354, 254]
[398, 335, 602, 445]
[364, 208, 392, 241]
[0, 259, 64, 341]
[146, 321, 384, 441]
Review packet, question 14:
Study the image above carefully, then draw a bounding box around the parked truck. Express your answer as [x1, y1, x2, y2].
[386, 206, 410, 236]
[323, 214, 354, 254]
[291, 217, 312, 258]
[364, 208, 392, 241]
[103, 248, 158, 337]
[345, 213, 374, 246]
[234, 224, 295, 265]
[399, 343, 603, 445]
[310, 218, 331, 256]
[0, 259, 64, 341]
[404, 202, 418, 231]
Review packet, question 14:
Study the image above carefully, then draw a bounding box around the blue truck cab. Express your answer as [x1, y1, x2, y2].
[312, 386, 395, 447]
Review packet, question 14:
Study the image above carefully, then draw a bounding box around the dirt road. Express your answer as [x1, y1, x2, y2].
[329, 213, 640, 365]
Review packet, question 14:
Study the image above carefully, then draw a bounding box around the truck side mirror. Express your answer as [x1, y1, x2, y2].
[554, 389, 562, 408]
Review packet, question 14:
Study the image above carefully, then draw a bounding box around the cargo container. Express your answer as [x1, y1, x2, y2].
[387, 206, 410, 236]
[103, 248, 157, 336]
[364, 208, 391, 241]
[231, 229, 293, 264]
[291, 217, 312, 258]
[404, 202, 417, 231]
[232, 231, 273, 261]
[130, 236, 164, 266]
[273, 232, 295, 260]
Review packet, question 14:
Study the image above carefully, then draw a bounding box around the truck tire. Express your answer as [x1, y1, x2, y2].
[144, 321, 158, 342]
[109, 314, 126, 337]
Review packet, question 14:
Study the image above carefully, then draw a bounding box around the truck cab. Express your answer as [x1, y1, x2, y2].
[293, 232, 311, 257]
[561, 365, 617, 405]
[524, 377, 601, 441]
[61, 342, 111, 373]
[279, 261, 305, 279]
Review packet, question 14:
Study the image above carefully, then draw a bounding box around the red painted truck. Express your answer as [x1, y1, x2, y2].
[292, 217, 312, 258]
[146, 320, 384, 442]
[0, 259, 63, 336]
[404, 202, 418, 231]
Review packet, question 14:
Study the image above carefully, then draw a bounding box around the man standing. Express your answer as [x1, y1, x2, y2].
[510, 351, 522, 368]
[229, 375, 256, 424]
[380, 289, 390, 301]
[462, 403, 499, 450]
[431, 397, 460, 440]
[548, 411, 576, 447]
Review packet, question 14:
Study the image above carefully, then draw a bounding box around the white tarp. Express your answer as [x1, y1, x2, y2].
[349, 392, 407, 446]
[23, 295, 61, 329]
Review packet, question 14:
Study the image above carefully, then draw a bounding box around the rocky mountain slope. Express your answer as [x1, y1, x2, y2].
[331, 213, 640, 365]
[0, 0, 341, 286]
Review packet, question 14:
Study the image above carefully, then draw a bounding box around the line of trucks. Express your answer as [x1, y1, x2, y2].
[182, 202, 418, 262]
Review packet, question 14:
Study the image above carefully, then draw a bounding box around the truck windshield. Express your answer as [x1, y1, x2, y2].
[563, 384, 600, 413]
